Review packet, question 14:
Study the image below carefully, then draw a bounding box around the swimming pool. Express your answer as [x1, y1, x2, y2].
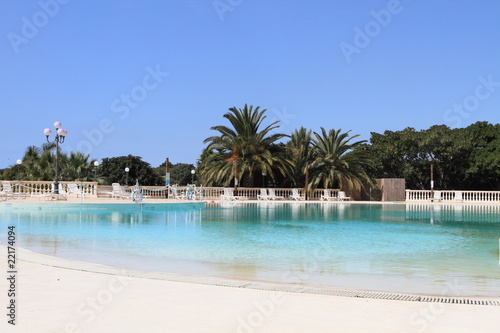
[1, 201, 500, 296]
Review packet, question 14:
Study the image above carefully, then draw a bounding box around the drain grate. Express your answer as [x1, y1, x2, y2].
[234, 283, 500, 306]
[28, 259, 500, 306]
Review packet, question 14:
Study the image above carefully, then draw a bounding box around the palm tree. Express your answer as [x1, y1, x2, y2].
[20, 145, 42, 180]
[20, 144, 55, 180]
[59, 152, 93, 181]
[19, 144, 95, 181]
[309, 127, 373, 190]
[286, 127, 313, 187]
[200, 104, 290, 187]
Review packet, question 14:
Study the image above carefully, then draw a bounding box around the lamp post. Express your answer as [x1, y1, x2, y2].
[262, 171, 266, 188]
[304, 163, 309, 200]
[93, 161, 100, 182]
[16, 159, 22, 182]
[430, 163, 434, 199]
[125, 167, 130, 186]
[16, 159, 22, 197]
[191, 169, 195, 184]
[44, 121, 67, 195]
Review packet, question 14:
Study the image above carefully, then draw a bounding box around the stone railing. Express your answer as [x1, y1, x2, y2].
[2, 180, 99, 197]
[96, 186, 339, 200]
[2, 180, 343, 201]
[96, 186, 340, 200]
[405, 190, 500, 202]
[163, 186, 339, 200]
[195, 187, 340, 200]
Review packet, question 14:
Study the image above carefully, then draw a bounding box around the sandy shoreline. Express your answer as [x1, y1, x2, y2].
[0, 246, 499, 332]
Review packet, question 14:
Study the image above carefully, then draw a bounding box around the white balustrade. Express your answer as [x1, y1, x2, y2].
[5, 181, 98, 197]
[406, 189, 500, 203]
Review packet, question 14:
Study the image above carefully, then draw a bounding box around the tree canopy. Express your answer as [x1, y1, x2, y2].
[154, 161, 196, 186]
[200, 104, 291, 187]
[366, 122, 500, 190]
[2, 109, 498, 191]
[309, 128, 373, 190]
[99, 155, 163, 186]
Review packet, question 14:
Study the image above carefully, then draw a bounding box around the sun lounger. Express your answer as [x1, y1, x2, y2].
[454, 191, 463, 202]
[193, 185, 203, 200]
[431, 190, 442, 202]
[320, 189, 337, 201]
[107, 183, 129, 199]
[338, 191, 351, 201]
[68, 183, 85, 198]
[50, 183, 68, 199]
[268, 188, 284, 200]
[30, 187, 50, 200]
[257, 188, 270, 201]
[290, 188, 305, 201]
[221, 188, 239, 201]
[0, 181, 15, 200]
[171, 186, 186, 200]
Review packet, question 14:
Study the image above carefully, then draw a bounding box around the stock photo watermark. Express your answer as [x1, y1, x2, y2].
[63, 270, 129, 332]
[236, 293, 285, 333]
[443, 74, 499, 127]
[267, 106, 296, 136]
[65, 65, 169, 155]
[6, 226, 17, 325]
[7, 0, 71, 54]
[402, 279, 466, 333]
[213, 0, 243, 21]
[236, 236, 334, 332]
[339, 0, 404, 64]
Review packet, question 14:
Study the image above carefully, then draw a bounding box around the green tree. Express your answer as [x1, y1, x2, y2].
[59, 152, 95, 182]
[367, 122, 500, 190]
[12, 144, 55, 181]
[286, 127, 313, 187]
[100, 155, 162, 186]
[156, 161, 196, 185]
[463, 122, 500, 190]
[200, 104, 291, 187]
[309, 128, 373, 190]
[171, 163, 196, 185]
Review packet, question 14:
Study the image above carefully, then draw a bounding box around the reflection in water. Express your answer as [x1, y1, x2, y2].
[1, 202, 500, 296]
[406, 203, 500, 224]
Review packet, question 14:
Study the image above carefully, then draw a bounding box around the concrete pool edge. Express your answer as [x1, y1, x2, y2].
[7, 246, 500, 306]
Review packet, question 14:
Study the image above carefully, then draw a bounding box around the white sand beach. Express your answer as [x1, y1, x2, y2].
[1, 245, 500, 333]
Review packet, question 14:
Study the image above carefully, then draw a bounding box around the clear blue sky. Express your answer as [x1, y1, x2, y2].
[1, 0, 499, 169]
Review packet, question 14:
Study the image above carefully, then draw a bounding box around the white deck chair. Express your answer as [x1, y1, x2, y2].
[257, 188, 270, 201]
[108, 183, 128, 199]
[193, 185, 203, 201]
[453, 191, 463, 202]
[338, 191, 351, 201]
[51, 183, 68, 199]
[68, 183, 85, 198]
[431, 190, 442, 202]
[30, 186, 50, 201]
[268, 188, 284, 200]
[320, 189, 337, 201]
[0, 181, 15, 200]
[171, 186, 186, 200]
[290, 188, 305, 201]
[221, 188, 238, 201]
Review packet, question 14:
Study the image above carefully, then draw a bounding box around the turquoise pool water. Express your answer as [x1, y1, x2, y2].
[1, 202, 500, 296]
